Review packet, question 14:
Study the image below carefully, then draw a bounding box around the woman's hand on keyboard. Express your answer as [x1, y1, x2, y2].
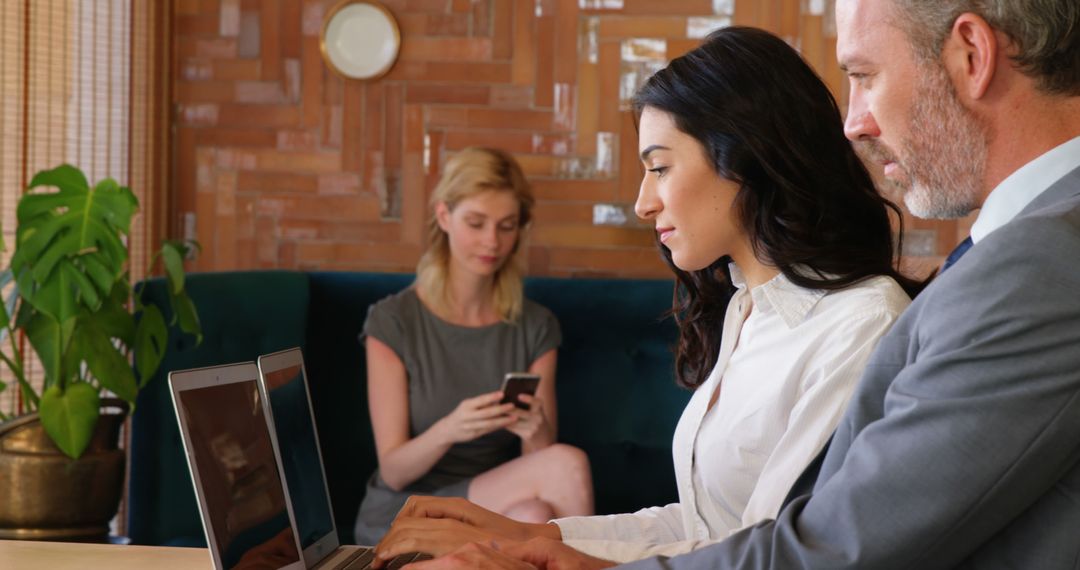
[373, 517, 496, 567]
[392, 497, 560, 543]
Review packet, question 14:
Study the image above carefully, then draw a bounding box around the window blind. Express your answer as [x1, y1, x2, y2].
[0, 0, 169, 417]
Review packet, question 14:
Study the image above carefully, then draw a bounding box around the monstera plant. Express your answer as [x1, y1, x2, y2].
[0, 164, 201, 459]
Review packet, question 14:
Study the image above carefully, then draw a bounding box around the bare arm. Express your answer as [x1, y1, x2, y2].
[367, 336, 516, 491]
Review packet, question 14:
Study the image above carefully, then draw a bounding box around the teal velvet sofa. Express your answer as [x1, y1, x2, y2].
[126, 271, 688, 546]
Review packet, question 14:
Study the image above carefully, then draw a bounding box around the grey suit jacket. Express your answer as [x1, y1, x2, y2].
[623, 165, 1080, 569]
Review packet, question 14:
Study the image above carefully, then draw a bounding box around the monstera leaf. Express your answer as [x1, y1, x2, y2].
[23, 312, 77, 390]
[0, 163, 203, 458]
[133, 303, 166, 387]
[39, 382, 100, 459]
[11, 164, 135, 323]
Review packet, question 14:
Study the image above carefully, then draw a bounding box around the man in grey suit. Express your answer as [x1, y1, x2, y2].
[406, 0, 1080, 568]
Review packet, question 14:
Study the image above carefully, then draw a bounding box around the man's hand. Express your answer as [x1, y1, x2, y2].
[406, 538, 617, 570]
[406, 541, 537, 569]
[502, 538, 617, 570]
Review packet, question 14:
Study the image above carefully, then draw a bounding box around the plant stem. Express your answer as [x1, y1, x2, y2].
[2, 325, 37, 411]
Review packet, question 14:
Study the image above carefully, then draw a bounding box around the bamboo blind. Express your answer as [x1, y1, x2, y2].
[0, 0, 170, 418]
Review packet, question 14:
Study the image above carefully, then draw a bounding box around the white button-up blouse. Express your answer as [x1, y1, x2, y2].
[553, 267, 911, 563]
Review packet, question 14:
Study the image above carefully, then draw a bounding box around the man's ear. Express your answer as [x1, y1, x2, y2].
[944, 13, 999, 100]
[435, 201, 451, 232]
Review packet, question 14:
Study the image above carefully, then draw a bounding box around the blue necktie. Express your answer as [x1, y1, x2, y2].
[941, 236, 973, 272]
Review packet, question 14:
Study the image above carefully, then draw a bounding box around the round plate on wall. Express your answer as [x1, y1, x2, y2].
[320, 0, 401, 80]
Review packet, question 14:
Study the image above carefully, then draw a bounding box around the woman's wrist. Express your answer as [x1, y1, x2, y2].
[425, 417, 457, 449]
[434, 421, 452, 447]
[525, 522, 563, 541]
[531, 417, 557, 445]
[522, 430, 555, 453]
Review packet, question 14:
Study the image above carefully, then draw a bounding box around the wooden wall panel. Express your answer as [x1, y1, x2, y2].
[173, 0, 963, 277]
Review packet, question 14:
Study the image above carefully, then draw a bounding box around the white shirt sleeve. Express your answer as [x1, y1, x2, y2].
[552, 502, 690, 560]
[554, 502, 685, 544]
[561, 538, 724, 564]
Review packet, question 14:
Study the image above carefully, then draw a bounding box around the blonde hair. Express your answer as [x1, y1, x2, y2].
[415, 147, 535, 322]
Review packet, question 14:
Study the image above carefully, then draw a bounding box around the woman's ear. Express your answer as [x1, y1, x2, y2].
[435, 201, 451, 232]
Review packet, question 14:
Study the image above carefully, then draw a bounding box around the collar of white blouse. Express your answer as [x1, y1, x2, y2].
[728, 263, 827, 329]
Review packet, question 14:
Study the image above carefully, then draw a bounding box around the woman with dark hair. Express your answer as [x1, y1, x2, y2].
[369, 26, 925, 566]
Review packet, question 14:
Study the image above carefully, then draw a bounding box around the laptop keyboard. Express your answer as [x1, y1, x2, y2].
[332, 547, 373, 570]
[332, 548, 432, 570]
[381, 552, 433, 569]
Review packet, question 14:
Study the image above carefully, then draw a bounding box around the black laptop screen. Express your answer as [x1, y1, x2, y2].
[178, 379, 301, 569]
[264, 364, 336, 549]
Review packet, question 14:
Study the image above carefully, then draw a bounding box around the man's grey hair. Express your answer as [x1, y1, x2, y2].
[890, 0, 1080, 95]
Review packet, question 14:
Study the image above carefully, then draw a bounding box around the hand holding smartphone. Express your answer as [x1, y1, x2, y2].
[499, 372, 541, 410]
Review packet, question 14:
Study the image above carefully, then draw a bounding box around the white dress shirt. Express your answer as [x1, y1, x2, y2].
[554, 267, 911, 563]
[970, 134, 1080, 244]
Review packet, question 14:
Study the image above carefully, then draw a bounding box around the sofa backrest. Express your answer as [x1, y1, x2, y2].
[524, 277, 687, 513]
[301, 272, 414, 545]
[128, 271, 311, 546]
[128, 271, 688, 546]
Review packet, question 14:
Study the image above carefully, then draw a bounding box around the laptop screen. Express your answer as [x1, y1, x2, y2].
[262, 363, 336, 550]
[176, 377, 302, 569]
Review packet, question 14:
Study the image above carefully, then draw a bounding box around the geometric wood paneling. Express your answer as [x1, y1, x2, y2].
[174, 0, 964, 278]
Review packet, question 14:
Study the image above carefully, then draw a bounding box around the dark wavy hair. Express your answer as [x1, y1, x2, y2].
[633, 26, 926, 390]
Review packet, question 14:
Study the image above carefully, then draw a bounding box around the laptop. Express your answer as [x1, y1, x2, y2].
[256, 347, 429, 570]
[169, 362, 304, 570]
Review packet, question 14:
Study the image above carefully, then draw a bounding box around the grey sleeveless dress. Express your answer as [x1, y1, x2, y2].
[354, 288, 561, 544]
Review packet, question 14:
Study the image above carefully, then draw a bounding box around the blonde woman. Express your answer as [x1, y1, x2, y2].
[354, 147, 594, 544]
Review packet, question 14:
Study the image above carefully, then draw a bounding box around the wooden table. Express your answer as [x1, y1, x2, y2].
[0, 539, 212, 569]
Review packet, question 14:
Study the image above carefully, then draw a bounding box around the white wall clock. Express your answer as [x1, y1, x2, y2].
[320, 0, 401, 81]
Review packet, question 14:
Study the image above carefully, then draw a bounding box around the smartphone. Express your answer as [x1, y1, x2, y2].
[499, 372, 541, 410]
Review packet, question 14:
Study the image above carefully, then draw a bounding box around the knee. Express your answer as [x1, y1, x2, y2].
[505, 499, 556, 523]
[544, 444, 592, 480]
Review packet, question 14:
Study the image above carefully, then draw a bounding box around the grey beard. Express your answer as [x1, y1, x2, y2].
[903, 179, 980, 220]
[900, 65, 988, 220]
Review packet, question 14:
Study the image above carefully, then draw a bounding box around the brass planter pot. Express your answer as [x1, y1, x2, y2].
[0, 400, 128, 540]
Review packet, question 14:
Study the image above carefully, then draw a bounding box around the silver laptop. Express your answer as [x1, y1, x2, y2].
[169, 362, 304, 570]
[256, 347, 429, 570]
